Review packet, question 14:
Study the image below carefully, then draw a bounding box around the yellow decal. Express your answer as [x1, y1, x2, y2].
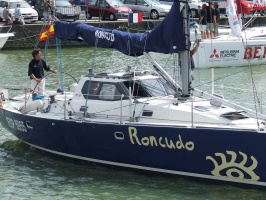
[206, 151, 259, 181]
[128, 127, 194, 151]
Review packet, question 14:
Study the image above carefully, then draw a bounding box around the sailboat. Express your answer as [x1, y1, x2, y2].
[0, 0, 266, 187]
[193, 0, 266, 68]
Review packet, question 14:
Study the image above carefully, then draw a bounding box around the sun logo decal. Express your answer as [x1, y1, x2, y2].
[206, 151, 260, 181]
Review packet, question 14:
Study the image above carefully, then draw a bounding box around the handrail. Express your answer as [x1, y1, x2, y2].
[242, 12, 258, 30]
[0, 24, 12, 33]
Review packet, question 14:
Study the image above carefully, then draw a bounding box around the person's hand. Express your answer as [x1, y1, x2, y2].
[50, 69, 58, 73]
[36, 78, 42, 83]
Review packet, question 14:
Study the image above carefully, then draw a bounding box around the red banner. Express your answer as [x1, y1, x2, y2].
[236, 0, 266, 14]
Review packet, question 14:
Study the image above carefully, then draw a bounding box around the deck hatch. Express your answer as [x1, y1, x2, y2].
[142, 110, 153, 116]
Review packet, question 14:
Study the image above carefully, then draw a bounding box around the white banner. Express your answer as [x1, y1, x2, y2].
[226, 0, 242, 37]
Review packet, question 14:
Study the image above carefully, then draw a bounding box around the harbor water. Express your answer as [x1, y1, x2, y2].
[0, 47, 266, 199]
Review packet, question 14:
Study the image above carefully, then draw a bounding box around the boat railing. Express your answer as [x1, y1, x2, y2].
[0, 25, 12, 33]
[242, 12, 258, 30]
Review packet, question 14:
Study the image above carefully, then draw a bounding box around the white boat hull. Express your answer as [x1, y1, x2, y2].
[0, 33, 14, 49]
[192, 27, 266, 68]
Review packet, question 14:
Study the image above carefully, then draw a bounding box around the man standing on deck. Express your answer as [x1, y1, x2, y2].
[199, 4, 207, 39]
[213, 2, 220, 37]
[28, 48, 57, 95]
[206, 2, 215, 39]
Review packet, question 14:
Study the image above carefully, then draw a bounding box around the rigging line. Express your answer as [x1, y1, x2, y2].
[239, 30, 262, 119]
[131, 68, 166, 118]
[7, 34, 39, 42]
[19, 25, 36, 47]
[31, 72, 57, 92]
[56, 38, 64, 92]
[239, 24, 262, 124]
[242, 13, 257, 30]
[127, 22, 131, 56]
[131, 65, 138, 119]
[204, 84, 266, 93]
[43, 39, 49, 61]
[117, 26, 150, 33]
[91, 93, 186, 116]
[247, 63, 261, 125]
[91, 38, 99, 70]
[89, 97, 148, 115]
[20, 74, 59, 112]
[64, 72, 78, 83]
[193, 65, 255, 89]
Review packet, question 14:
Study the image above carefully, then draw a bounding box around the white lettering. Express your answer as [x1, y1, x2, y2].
[95, 30, 115, 42]
[128, 127, 194, 151]
[5, 117, 27, 132]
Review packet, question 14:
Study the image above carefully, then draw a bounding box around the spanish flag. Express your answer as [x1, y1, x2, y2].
[39, 24, 55, 42]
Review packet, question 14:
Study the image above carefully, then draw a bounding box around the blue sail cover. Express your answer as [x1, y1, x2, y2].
[54, 0, 185, 56]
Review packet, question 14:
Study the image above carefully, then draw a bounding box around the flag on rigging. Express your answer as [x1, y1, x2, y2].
[128, 13, 143, 23]
[226, 0, 242, 37]
[39, 24, 55, 42]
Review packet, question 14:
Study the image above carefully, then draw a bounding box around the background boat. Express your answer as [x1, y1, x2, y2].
[0, 25, 14, 50]
[191, 0, 266, 68]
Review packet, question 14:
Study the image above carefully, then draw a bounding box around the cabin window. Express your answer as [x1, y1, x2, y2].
[81, 81, 100, 100]
[99, 84, 121, 101]
[142, 79, 175, 96]
[123, 81, 150, 98]
[82, 81, 122, 100]
[123, 78, 175, 98]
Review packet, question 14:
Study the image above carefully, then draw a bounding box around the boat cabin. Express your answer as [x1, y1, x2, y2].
[74, 70, 175, 102]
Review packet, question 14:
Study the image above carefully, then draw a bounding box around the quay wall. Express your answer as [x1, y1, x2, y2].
[1, 16, 266, 50]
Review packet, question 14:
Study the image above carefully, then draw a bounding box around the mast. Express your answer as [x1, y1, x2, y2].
[180, 1, 191, 97]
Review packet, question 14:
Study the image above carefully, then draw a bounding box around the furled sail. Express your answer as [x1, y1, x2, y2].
[54, 0, 186, 56]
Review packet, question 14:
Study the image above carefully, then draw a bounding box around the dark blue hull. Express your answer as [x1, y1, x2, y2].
[1, 108, 266, 186]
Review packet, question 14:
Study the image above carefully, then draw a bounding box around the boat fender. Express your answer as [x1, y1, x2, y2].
[20, 100, 44, 114]
[69, 83, 78, 93]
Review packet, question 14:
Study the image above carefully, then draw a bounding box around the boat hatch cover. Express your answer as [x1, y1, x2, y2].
[193, 106, 209, 112]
